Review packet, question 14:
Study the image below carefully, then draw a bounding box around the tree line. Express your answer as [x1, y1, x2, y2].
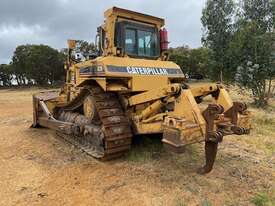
[0, 45, 65, 86]
[0, 40, 96, 87]
[171, 0, 274, 107]
[201, 0, 275, 106]
[0, 0, 274, 106]
[0, 42, 211, 87]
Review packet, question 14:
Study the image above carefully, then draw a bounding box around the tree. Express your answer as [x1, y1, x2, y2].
[12, 44, 65, 85]
[169, 46, 210, 79]
[242, 0, 273, 32]
[0, 64, 13, 86]
[233, 0, 274, 107]
[188, 47, 210, 78]
[11, 45, 30, 85]
[201, 0, 236, 81]
[169, 46, 190, 74]
[74, 40, 97, 60]
[76, 40, 97, 55]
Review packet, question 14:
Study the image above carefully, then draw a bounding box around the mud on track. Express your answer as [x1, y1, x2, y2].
[0, 88, 274, 206]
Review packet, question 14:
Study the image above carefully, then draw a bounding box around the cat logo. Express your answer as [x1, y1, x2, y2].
[126, 66, 169, 75]
[106, 66, 183, 76]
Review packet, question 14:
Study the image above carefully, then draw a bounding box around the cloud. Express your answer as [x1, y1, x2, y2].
[0, 0, 205, 63]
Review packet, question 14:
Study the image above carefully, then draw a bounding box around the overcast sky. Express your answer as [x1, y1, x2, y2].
[0, 0, 206, 64]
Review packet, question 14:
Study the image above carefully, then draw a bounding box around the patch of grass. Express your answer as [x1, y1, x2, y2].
[201, 199, 213, 206]
[126, 135, 201, 167]
[173, 198, 187, 206]
[265, 144, 275, 154]
[254, 117, 275, 130]
[249, 99, 275, 156]
[244, 111, 275, 155]
[253, 112, 275, 131]
[251, 192, 275, 206]
[126, 134, 165, 163]
[184, 144, 200, 162]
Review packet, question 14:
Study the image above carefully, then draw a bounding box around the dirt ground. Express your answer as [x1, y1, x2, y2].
[0, 87, 274, 206]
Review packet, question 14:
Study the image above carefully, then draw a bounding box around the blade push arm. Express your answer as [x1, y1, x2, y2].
[163, 83, 251, 174]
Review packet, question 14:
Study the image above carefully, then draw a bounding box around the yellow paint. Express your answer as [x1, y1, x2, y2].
[38, 7, 251, 149]
[216, 88, 233, 112]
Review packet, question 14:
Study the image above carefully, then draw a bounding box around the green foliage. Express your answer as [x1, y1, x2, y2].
[0, 40, 98, 87]
[242, 0, 273, 32]
[169, 46, 210, 78]
[201, 0, 274, 106]
[201, 199, 213, 206]
[0, 64, 13, 86]
[127, 135, 164, 163]
[173, 198, 187, 206]
[251, 192, 275, 206]
[11, 44, 65, 85]
[169, 46, 190, 74]
[76, 40, 97, 56]
[233, 0, 275, 107]
[201, 0, 236, 81]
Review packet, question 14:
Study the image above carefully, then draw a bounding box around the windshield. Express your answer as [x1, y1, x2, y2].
[125, 28, 158, 57]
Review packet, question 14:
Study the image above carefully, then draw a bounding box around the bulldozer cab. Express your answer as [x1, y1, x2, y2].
[97, 7, 167, 59]
[115, 20, 159, 58]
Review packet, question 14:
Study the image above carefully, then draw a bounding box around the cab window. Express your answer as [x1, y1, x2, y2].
[125, 29, 136, 55]
[124, 27, 158, 57]
[138, 30, 157, 56]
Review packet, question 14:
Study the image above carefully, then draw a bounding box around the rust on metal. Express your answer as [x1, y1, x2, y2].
[198, 104, 224, 174]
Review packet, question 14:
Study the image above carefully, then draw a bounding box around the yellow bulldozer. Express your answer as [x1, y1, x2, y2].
[32, 7, 251, 174]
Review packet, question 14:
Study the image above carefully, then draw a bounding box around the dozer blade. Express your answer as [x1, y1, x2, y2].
[32, 91, 81, 135]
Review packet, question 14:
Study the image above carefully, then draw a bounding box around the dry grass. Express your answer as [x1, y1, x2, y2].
[0, 86, 274, 206]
